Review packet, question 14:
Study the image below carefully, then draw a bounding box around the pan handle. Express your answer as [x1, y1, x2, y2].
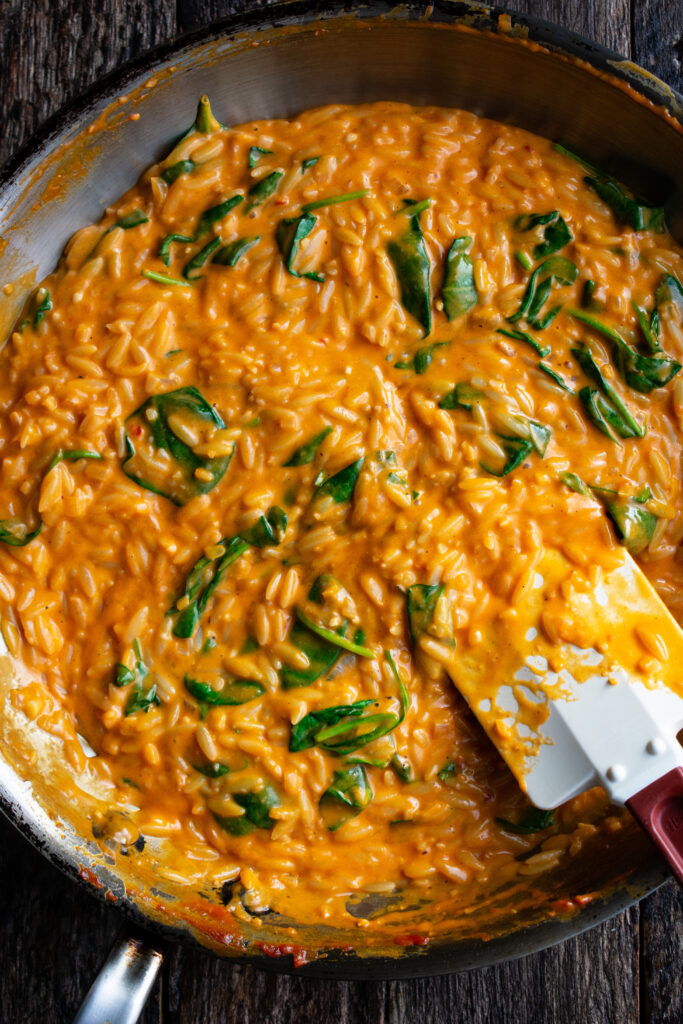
[627, 765, 683, 887]
[72, 930, 167, 1024]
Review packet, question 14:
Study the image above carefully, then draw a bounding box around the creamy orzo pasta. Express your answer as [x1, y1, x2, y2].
[3, 98, 683, 930]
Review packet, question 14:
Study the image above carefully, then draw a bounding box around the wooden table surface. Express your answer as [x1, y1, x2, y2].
[0, 1, 682, 1021]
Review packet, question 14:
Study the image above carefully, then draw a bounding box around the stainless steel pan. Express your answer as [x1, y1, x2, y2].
[1, 2, 682, 1018]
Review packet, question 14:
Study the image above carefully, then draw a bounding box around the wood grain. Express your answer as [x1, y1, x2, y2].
[0, 1, 682, 1022]
[631, 0, 683, 91]
[164, 904, 640, 1024]
[0, 0, 176, 167]
[0, 819, 161, 1023]
[506, 0, 632, 57]
[177, 0, 275, 33]
[640, 883, 683, 1024]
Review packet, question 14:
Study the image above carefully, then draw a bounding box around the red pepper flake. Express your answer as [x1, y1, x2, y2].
[394, 933, 430, 947]
[78, 865, 103, 889]
[105, 889, 118, 903]
[257, 942, 310, 967]
[549, 898, 577, 914]
[274, 199, 288, 206]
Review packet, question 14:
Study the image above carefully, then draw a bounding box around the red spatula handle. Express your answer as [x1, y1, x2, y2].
[627, 767, 683, 887]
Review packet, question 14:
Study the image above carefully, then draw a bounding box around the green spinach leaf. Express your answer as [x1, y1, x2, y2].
[283, 426, 332, 466]
[438, 382, 484, 410]
[632, 300, 661, 353]
[212, 236, 260, 267]
[496, 807, 555, 834]
[387, 201, 432, 335]
[538, 363, 574, 393]
[157, 237, 195, 267]
[602, 495, 657, 555]
[239, 506, 288, 547]
[508, 256, 577, 325]
[290, 700, 374, 752]
[515, 210, 572, 260]
[302, 190, 369, 212]
[0, 520, 42, 547]
[275, 212, 324, 282]
[559, 471, 592, 497]
[172, 536, 249, 639]
[559, 474, 658, 555]
[195, 196, 244, 238]
[319, 764, 373, 831]
[280, 615, 345, 689]
[391, 753, 414, 782]
[406, 584, 444, 647]
[246, 171, 284, 210]
[183, 237, 222, 281]
[124, 683, 160, 716]
[122, 386, 234, 506]
[571, 345, 644, 438]
[313, 457, 364, 503]
[161, 159, 196, 185]
[184, 675, 265, 710]
[114, 638, 148, 690]
[158, 195, 243, 265]
[553, 142, 665, 232]
[442, 235, 478, 320]
[193, 95, 225, 134]
[112, 210, 148, 231]
[570, 309, 681, 394]
[248, 146, 273, 168]
[293, 607, 375, 659]
[20, 289, 52, 331]
[497, 326, 550, 358]
[500, 417, 551, 457]
[193, 761, 231, 778]
[655, 274, 683, 316]
[480, 437, 534, 477]
[143, 269, 192, 287]
[395, 342, 448, 374]
[214, 785, 280, 835]
[585, 176, 665, 232]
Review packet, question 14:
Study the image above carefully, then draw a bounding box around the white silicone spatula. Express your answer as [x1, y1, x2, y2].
[446, 545, 683, 884]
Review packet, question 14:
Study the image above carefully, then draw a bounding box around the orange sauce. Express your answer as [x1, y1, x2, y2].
[1, 99, 682, 938]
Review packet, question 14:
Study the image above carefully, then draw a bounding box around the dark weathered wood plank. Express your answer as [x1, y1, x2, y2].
[641, 882, 683, 1024]
[0, 0, 176, 167]
[631, 0, 683, 91]
[0, 817, 163, 1023]
[177, 0, 275, 33]
[505, 0, 632, 57]
[176, 0, 634, 58]
[164, 905, 640, 1024]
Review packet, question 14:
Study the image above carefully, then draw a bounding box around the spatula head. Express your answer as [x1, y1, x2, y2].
[447, 546, 683, 808]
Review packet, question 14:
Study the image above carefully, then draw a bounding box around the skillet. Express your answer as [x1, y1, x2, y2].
[1, 2, 682, 1017]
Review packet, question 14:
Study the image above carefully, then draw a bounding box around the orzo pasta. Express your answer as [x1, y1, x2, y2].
[3, 98, 683, 932]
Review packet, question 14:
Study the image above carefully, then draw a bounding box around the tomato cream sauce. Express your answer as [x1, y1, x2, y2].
[2, 100, 683, 936]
